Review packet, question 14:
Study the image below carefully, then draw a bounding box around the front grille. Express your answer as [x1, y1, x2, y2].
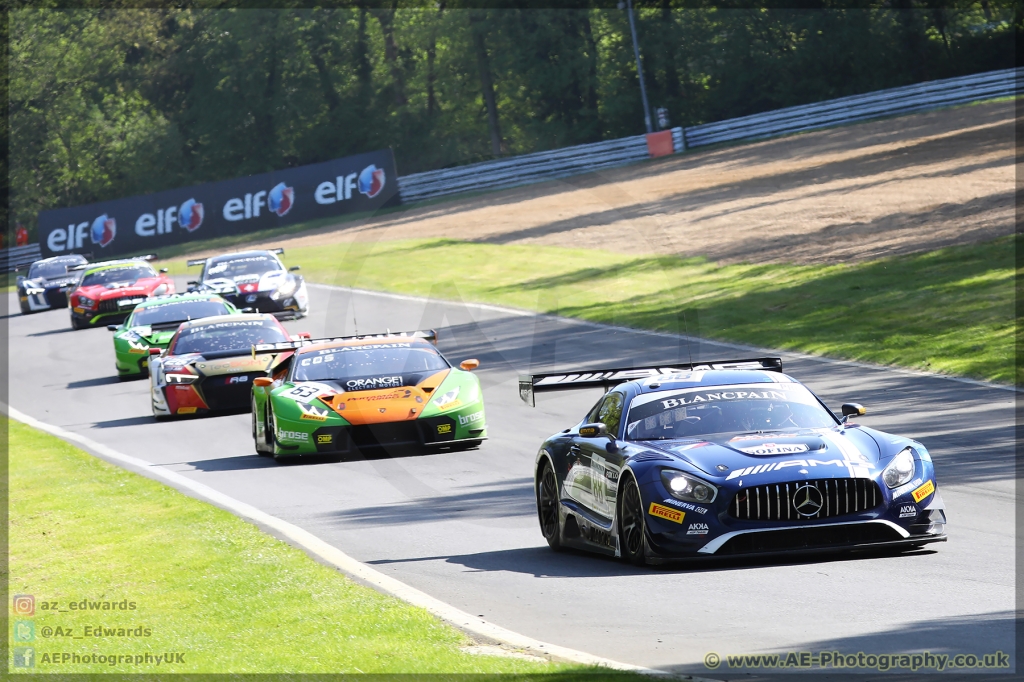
[98, 295, 145, 313]
[716, 523, 902, 555]
[198, 374, 254, 411]
[349, 422, 423, 449]
[730, 478, 881, 521]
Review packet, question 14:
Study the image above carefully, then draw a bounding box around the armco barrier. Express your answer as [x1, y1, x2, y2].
[684, 67, 1019, 148]
[2, 243, 42, 272]
[397, 67, 1017, 204]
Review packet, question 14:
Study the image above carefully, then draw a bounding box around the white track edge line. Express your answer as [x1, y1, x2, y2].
[308, 283, 1019, 393]
[7, 405, 710, 678]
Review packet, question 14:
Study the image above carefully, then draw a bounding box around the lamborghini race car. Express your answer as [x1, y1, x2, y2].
[68, 256, 174, 330]
[187, 248, 308, 319]
[109, 293, 240, 380]
[150, 314, 309, 418]
[252, 330, 485, 460]
[522, 358, 946, 564]
[16, 254, 88, 314]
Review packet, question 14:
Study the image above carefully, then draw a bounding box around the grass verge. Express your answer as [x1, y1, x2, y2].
[164, 235, 1016, 384]
[8, 420, 611, 676]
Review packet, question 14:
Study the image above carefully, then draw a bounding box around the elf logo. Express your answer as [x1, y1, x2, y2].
[135, 200, 203, 237]
[223, 182, 294, 222]
[358, 164, 385, 198]
[46, 214, 117, 252]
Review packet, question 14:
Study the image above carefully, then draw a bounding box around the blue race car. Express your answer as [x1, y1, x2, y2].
[520, 358, 946, 564]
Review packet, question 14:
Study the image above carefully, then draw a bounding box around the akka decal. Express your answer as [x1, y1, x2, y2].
[358, 164, 386, 199]
[726, 459, 874, 481]
[648, 502, 684, 524]
[738, 443, 810, 456]
[91, 214, 116, 248]
[898, 504, 918, 519]
[911, 480, 935, 503]
[686, 522, 709, 535]
[298, 403, 330, 421]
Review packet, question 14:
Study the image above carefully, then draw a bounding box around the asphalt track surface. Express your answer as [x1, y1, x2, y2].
[9, 280, 1015, 675]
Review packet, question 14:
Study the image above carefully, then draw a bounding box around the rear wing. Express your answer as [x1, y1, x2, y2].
[69, 254, 158, 271]
[518, 357, 783, 407]
[252, 329, 438, 353]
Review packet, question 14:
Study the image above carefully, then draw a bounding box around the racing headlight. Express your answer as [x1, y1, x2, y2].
[661, 470, 718, 503]
[270, 277, 297, 300]
[164, 373, 198, 385]
[77, 296, 95, 308]
[882, 447, 916, 489]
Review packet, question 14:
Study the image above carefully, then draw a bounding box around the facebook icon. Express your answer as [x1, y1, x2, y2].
[13, 647, 35, 668]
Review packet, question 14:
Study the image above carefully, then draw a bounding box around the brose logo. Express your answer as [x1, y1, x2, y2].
[277, 429, 308, 442]
[458, 410, 484, 426]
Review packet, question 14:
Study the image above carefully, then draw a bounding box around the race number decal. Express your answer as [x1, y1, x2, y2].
[282, 384, 334, 404]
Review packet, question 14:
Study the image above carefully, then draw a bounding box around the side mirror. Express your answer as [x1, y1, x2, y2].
[579, 422, 608, 438]
[159, 268, 169, 274]
[840, 403, 866, 423]
[297, 332, 311, 339]
[289, 265, 301, 272]
[148, 347, 162, 356]
[240, 307, 256, 313]
[186, 280, 198, 286]
[460, 359, 480, 371]
[107, 324, 119, 331]
[253, 377, 274, 388]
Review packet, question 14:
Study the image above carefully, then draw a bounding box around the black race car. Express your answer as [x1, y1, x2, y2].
[187, 249, 308, 319]
[16, 254, 88, 314]
[521, 358, 946, 564]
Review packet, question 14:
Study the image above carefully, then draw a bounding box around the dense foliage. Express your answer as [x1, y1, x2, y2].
[9, 3, 1016, 235]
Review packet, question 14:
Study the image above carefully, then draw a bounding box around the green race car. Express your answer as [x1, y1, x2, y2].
[252, 330, 486, 460]
[109, 293, 240, 379]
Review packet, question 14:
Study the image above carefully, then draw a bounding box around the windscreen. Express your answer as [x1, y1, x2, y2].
[29, 259, 83, 279]
[205, 255, 281, 280]
[172, 319, 289, 355]
[81, 265, 156, 287]
[131, 299, 231, 327]
[293, 343, 448, 383]
[625, 383, 836, 440]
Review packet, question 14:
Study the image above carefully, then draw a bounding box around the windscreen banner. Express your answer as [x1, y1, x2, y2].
[37, 148, 399, 258]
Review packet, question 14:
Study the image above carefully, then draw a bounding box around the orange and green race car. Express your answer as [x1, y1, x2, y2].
[251, 330, 486, 460]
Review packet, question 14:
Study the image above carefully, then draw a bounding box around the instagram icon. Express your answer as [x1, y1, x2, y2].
[13, 594, 35, 616]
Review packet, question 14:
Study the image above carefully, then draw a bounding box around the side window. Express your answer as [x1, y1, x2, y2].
[584, 396, 605, 425]
[597, 392, 624, 436]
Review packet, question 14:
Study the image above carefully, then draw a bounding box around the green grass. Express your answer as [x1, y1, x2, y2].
[165, 235, 1016, 385]
[9, 420, 616, 676]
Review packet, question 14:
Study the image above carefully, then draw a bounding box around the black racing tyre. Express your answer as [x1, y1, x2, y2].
[618, 475, 648, 565]
[252, 398, 270, 456]
[537, 461, 562, 551]
[70, 314, 87, 330]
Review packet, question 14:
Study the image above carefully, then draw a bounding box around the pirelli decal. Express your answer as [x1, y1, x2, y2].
[911, 479, 935, 503]
[648, 502, 685, 524]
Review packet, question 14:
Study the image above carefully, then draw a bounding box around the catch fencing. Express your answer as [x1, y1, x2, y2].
[397, 67, 1018, 204]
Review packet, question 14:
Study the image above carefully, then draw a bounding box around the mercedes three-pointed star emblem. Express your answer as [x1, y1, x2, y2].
[793, 484, 824, 517]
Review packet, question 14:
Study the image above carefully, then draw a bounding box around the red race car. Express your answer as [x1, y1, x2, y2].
[68, 256, 175, 330]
